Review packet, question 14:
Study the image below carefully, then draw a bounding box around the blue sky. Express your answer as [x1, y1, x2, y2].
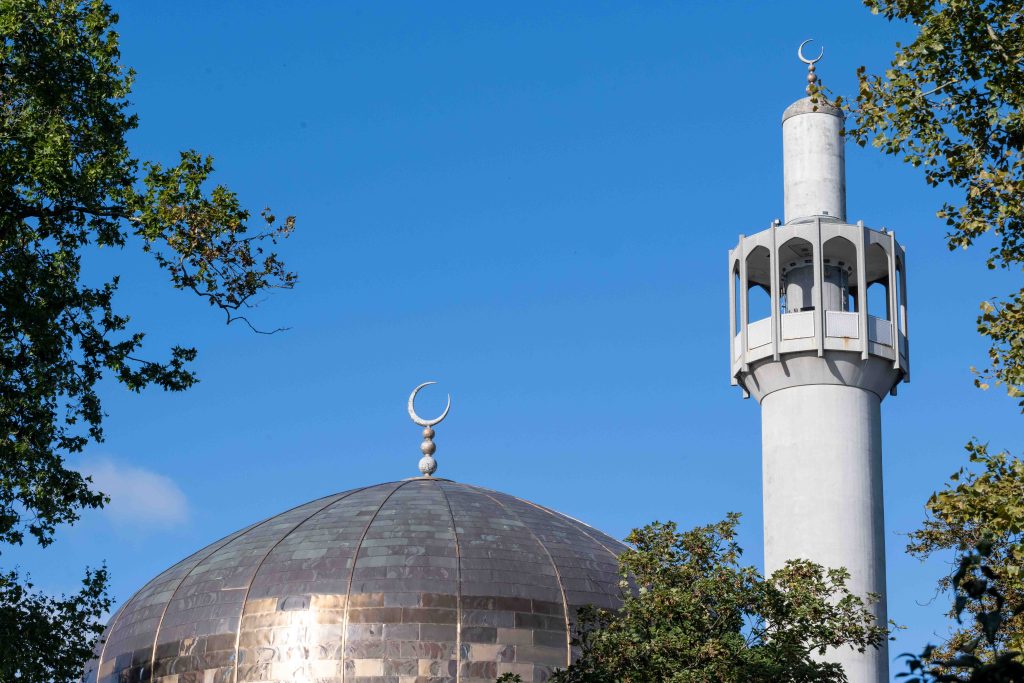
[10, 2, 1022, 678]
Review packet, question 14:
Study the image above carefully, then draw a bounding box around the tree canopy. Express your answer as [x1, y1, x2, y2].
[1, 1, 295, 678]
[899, 539, 1024, 682]
[834, 0, 1024, 407]
[907, 441, 1024, 665]
[547, 515, 885, 683]
[834, 1, 1024, 679]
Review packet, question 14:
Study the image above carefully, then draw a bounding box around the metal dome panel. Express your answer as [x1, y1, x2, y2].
[83, 479, 626, 683]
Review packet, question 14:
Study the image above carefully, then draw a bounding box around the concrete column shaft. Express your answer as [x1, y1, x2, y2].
[783, 105, 846, 223]
[762, 383, 888, 682]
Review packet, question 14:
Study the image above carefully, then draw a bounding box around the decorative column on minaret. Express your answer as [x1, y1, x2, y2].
[728, 41, 909, 683]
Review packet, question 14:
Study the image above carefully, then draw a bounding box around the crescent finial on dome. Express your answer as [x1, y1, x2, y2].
[408, 381, 451, 476]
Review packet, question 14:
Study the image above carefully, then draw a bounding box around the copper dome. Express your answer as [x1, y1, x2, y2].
[84, 478, 626, 683]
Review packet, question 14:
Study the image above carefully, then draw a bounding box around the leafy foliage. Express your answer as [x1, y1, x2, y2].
[833, 0, 1024, 407]
[546, 515, 886, 683]
[899, 541, 1024, 682]
[905, 442, 1024, 671]
[1, 0, 295, 677]
[0, 567, 110, 682]
[835, 1, 1024, 677]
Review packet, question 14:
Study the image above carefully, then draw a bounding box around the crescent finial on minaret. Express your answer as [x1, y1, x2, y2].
[407, 381, 451, 476]
[798, 39, 824, 95]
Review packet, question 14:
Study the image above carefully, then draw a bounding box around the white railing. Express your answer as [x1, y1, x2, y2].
[868, 315, 893, 346]
[781, 311, 814, 340]
[747, 317, 772, 350]
[826, 311, 858, 338]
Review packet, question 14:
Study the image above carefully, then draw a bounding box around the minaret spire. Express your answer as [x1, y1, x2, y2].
[783, 41, 846, 224]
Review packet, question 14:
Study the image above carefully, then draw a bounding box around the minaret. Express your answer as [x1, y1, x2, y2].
[728, 42, 908, 682]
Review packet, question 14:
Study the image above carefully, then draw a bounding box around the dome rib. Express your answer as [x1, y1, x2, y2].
[473, 490, 572, 668]
[227, 485, 374, 683]
[513, 495, 623, 563]
[339, 480, 410, 683]
[434, 479, 464, 683]
[93, 519, 259, 681]
[142, 490, 348, 682]
[94, 575, 146, 678]
[460, 482, 624, 564]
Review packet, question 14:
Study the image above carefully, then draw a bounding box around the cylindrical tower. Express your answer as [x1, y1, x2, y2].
[728, 48, 909, 683]
[783, 98, 846, 223]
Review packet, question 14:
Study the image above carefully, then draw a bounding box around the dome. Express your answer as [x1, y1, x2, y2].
[84, 478, 626, 683]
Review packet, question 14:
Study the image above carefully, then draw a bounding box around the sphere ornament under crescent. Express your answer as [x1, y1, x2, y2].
[408, 381, 451, 427]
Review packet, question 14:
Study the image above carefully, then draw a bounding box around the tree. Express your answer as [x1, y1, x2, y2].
[899, 540, 1024, 682]
[907, 441, 1024, 665]
[832, 0, 1024, 407]
[830, 0, 1024, 678]
[1, 1, 295, 678]
[546, 514, 885, 683]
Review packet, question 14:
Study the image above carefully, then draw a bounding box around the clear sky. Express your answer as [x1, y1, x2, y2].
[11, 2, 1021, 679]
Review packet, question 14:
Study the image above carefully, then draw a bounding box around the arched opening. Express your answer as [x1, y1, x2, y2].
[865, 243, 890, 320]
[896, 256, 906, 335]
[745, 246, 772, 350]
[733, 263, 741, 336]
[865, 242, 893, 346]
[746, 246, 772, 323]
[821, 236, 858, 338]
[867, 283, 888, 318]
[778, 237, 814, 313]
[821, 236, 855, 312]
[749, 284, 771, 321]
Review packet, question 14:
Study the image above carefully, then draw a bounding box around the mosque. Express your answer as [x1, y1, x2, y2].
[84, 44, 908, 683]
